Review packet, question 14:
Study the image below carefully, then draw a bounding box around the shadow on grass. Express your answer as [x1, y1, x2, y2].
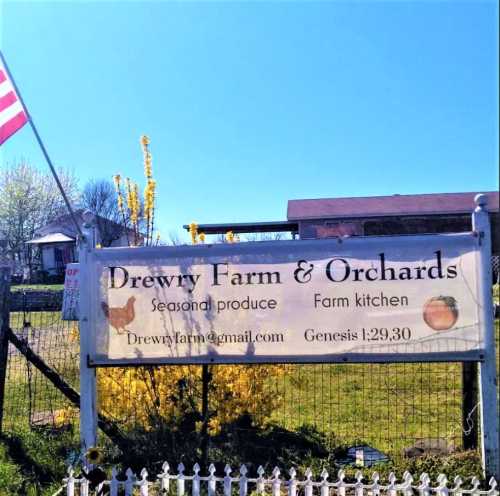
[0, 426, 79, 495]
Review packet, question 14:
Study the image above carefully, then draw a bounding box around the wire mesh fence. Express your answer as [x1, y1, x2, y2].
[5, 299, 79, 431]
[3, 282, 499, 465]
[271, 361, 463, 454]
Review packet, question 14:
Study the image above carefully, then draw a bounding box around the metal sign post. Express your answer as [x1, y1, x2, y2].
[78, 212, 98, 463]
[472, 194, 500, 479]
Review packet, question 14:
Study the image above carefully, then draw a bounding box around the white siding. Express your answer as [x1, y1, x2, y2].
[41, 246, 56, 274]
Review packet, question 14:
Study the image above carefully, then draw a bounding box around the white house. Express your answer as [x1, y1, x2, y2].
[26, 210, 134, 278]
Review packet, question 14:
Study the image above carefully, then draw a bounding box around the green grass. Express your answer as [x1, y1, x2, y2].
[0, 428, 78, 496]
[9, 310, 65, 330]
[2, 363, 79, 432]
[268, 362, 463, 456]
[11, 284, 64, 292]
[0, 443, 23, 496]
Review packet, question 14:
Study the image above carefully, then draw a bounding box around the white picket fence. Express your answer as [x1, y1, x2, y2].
[62, 463, 499, 496]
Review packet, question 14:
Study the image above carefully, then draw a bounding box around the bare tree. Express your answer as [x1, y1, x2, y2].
[0, 159, 79, 274]
[81, 179, 124, 247]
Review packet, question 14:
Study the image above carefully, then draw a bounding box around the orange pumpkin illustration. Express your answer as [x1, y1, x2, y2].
[423, 296, 458, 331]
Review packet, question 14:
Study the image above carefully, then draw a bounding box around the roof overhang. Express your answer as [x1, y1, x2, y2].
[182, 221, 298, 235]
[287, 191, 499, 221]
[26, 233, 76, 244]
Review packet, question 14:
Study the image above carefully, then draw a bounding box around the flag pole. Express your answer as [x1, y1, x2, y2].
[0, 50, 83, 239]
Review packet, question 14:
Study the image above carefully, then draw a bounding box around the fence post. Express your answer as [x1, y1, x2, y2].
[256, 466, 265, 494]
[451, 476, 463, 496]
[0, 266, 11, 434]
[239, 464, 248, 496]
[354, 470, 363, 496]
[336, 469, 346, 496]
[371, 472, 381, 496]
[124, 468, 135, 496]
[158, 462, 170, 493]
[177, 462, 185, 496]
[139, 468, 149, 496]
[289, 467, 298, 496]
[200, 363, 211, 468]
[304, 468, 313, 496]
[387, 472, 397, 496]
[80, 477, 89, 496]
[418, 473, 431, 496]
[79, 212, 98, 462]
[472, 194, 500, 479]
[462, 362, 478, 450]
[192, 463, 201, 496]
[65, 466, 75, 496]
[224, 465, 233, 496]
[272, 467, 281, 496]
[110, 467, 119, 496]
[320, 469, 329, 496]
[208, 463, 217, 496]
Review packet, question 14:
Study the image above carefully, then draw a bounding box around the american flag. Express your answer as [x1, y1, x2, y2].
[0, 59, 28, 145]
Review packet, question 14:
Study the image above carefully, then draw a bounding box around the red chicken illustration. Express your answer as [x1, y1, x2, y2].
[101, 296, 136, 334]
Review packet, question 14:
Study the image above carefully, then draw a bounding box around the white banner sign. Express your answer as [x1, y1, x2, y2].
[87, 233, 482, 365]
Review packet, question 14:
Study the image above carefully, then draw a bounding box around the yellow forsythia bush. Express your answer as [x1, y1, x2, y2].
[97, 364, 289, 434]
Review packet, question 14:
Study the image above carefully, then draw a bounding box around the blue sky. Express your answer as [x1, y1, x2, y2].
[1, 1, 498, 241]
